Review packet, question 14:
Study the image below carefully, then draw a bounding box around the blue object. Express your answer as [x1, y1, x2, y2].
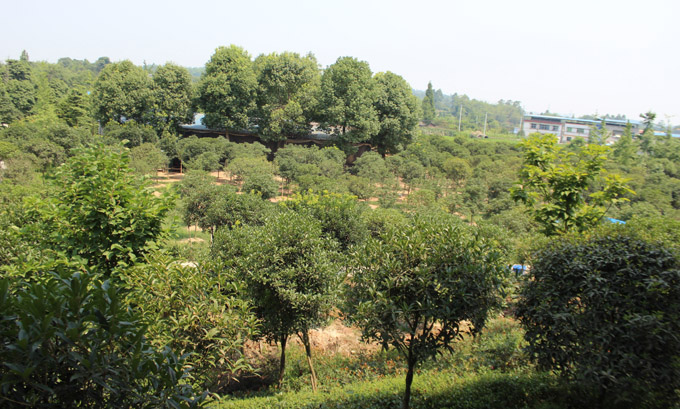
[606, 217, 626, 225]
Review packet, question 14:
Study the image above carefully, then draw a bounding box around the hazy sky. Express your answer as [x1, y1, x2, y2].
[2, 0, 678, 125]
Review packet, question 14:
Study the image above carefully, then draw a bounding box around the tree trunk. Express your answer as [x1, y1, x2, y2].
[278, 335, 288, 388]
[301, 331, 318, 392]
[403, 351, 416, 409]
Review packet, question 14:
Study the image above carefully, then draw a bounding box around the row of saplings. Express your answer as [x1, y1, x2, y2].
[1, 145, 678, 409]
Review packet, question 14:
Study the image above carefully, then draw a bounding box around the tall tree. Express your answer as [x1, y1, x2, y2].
[254, 52, 320, 141]
[152, 63, 194, 132]
[318, 56, 378, 147]
[612, 121, 637, 165]
[196, 45, 257, 130]
[371, 71, 421, 156]
[91, 60, 154, 124]
[421, 81, 435, 124]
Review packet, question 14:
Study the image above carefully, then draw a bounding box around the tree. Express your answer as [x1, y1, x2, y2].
[129, 142, 168, 176]
[22, 144, 172, 272]
[345, 214, 505, 409]
[254, 52, 320, 141]
[214, 210, 340, 390]
[318, 57, 378, 147]
[91, 60, 155, 124]
[421, 81, 435, 124]
[371, 72, 420, 155]
[152, 63, 194, 132]
[612, 121, 637, 165]
[197, 45, 257, 130]
[56, 87, 90, 126]
[589, 119, 609, 145]
[511, 133, 634, 236]
[516, 228, 680, 407]
[3, 59, 37, 117]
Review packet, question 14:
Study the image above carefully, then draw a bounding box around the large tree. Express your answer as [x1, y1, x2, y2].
[91, 60, 154, 124]
[152, 63, 194, 132]
[371, 71, 421, 155]
[196, 45, 257, 130]
[318, 56, 378, 147]
[254, 52, 320, 141]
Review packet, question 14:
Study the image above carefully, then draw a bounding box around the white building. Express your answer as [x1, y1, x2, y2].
[522, 114, 641, 144]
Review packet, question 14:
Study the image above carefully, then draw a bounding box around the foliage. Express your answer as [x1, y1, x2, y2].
[345, 213, 506, 408]
[318, 57, 378, 146]
[197, 45, 257, 130]
[104, 120, 158, 148]
[123, 253, 258, 392]
[152, 63, 194, 133]
[129, 142, 168, 175]
[242, 172, 279, 199]
[253, 52, 320, 141]
[371, 72, 420, 155]
[213, 210, 341, 387]
[421, 81, 435, 124]
[511, 133, 633, 236]
[281, 190, 367, 249]
[91, 60, 155, 124]
[0, 260, 203, 408]
[516, 227, 680, 407]
[22, 144, 173, 272]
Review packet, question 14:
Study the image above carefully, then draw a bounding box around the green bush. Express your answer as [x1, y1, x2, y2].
[517, 227, 680, 407]
[123, 254, 259, 393]
[0, 260, 203, 408]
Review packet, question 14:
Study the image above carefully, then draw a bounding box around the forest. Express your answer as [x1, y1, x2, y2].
[0, 47, 679, 409]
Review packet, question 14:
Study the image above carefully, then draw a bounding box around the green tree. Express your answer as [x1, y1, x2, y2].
[345, 214, 505, 409]
[318, 57, 378, 146]
[197, 45, 257, 130]
[511, 133, 634, 236]
[91, 60, 155, 124]
[22, 144, 172, 272]
[254, 52, 320, 141]
[516, 228, 680, 407]
[3, 59, 38, 117]
[421, 81, 435, 124]
[612, 121, 637, 165]
[129, 142, 168, 176]
[370, 72, 420, 155]
[214, 210, 340, 390]
[152, 63, 194, 132]
[56, 87, 90, 127]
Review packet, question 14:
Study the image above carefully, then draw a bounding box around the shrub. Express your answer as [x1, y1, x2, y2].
[0, 260, 203, 408]
[516, 227, 680, 407]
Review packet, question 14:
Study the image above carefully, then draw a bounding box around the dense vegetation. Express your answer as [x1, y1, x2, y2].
[1, 48, 679, 408]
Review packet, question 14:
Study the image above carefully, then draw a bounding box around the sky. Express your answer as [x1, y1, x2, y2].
[2, 0, 678, 126]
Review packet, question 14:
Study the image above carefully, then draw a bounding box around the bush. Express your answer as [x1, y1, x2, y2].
[516, 227, 680, 407]
[0, 260, 203, 408]
[123, 254, 258, 393]
[242, 172, 279, 199]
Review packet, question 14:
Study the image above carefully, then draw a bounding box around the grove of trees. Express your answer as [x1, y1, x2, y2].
[1, 47, 679, 409]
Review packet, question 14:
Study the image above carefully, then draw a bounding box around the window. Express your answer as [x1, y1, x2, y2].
[539, 124, 550, 130]
[530, 123, 537, 129]
[566, 137, 572, 141]
[552, 125, 559, 131]
[567, 127, 573, 132]
[577, 128, 585, 134]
